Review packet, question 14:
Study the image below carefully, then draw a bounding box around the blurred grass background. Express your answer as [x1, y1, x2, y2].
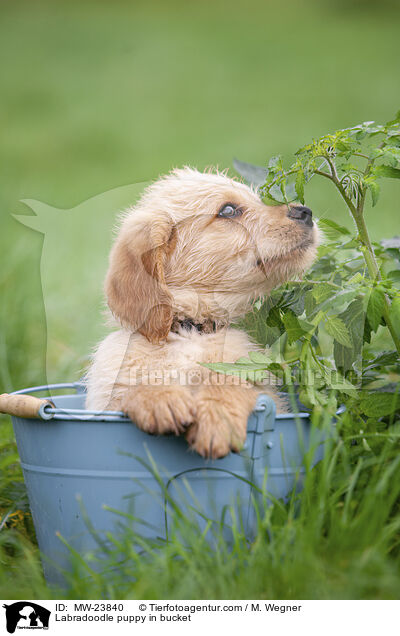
[1, 0, 399, 390]
[0, 0, 400, 599]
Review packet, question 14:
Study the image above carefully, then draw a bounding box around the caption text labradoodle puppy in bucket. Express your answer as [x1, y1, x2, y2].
[85, 168, 319, 458]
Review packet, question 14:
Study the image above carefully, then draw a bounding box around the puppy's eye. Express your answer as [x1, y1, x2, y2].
[217, 203, 243, 218]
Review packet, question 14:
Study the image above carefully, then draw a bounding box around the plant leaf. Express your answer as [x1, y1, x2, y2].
[386, 110, 400, 126]
[295, 168, 305, 204]
[268, 184, 286, 203]
[360, 392, 400, 417]
[268, 155, 281, 169]
[368, 180, 380, 207]
[324, 370, 357, 396]
[202, 361, 267, 373]
[284, 182, 298, 203]
[387, 270, 400, 284]
[282, 310, 307, 344]
[364, 351, 398, 370]
[248, 351, 270, 364]
[318, 218, 351, 240]
[367, 287, 386, 332]
[325, 316, 352, 348]
[304, 290, 316, 317]
[375, 165, 400, 179]
[389, 297, 400, 340]
[312, 283, 335, 304]
[334, 299, 365, 372]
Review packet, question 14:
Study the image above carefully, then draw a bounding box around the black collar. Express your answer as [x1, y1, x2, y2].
[171, 318, 219, 334]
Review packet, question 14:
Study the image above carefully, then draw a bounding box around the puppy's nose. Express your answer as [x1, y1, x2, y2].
[288, 205, 313, 227]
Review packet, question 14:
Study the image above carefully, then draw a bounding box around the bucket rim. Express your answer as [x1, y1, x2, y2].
[11, 382, 344, 422]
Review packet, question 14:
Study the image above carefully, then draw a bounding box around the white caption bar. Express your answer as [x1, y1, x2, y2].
[1, 599, 399, 635]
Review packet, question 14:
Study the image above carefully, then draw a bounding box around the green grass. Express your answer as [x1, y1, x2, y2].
[1, 0, 400, 599]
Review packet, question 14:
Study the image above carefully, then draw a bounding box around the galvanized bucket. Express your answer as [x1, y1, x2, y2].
[3, 382, 324, 586]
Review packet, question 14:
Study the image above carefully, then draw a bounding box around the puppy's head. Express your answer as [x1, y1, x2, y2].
[105, 167, 320, 343]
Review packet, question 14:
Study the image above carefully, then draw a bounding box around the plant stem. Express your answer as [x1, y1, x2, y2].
[325, 162, 400, 354]
[351, 210, 381, 281]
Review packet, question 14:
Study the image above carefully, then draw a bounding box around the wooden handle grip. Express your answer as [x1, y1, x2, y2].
[0, 393, 53, 419]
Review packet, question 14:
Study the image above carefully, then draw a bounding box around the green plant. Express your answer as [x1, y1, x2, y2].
[208, 115, 400, 422]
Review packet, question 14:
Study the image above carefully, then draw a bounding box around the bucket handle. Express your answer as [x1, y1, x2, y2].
[3, 382, 130, 422]
[1, 382, 85, 420]
[0, 393, 54, 420]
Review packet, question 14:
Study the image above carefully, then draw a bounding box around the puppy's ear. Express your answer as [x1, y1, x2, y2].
[105, 215, 175, 344]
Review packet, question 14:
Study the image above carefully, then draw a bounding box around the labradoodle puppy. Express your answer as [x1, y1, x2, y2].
[85, 167, 319, 458]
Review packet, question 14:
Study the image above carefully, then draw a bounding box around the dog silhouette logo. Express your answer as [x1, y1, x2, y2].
[3, 602, 50, 633]
[14, 181, 148, 387]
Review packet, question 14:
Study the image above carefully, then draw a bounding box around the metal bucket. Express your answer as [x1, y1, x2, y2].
[7, 382, 324, 586]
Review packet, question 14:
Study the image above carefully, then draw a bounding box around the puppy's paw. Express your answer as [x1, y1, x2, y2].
[121, 385, 195, 436]
[186, 386, 257, 459]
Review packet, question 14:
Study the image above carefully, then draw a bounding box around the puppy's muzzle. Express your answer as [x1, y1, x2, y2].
[287, 205, 313, 227]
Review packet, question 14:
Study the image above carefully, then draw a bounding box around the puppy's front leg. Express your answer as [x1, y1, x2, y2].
[185, 384, 258, 459]
[121, 385, 195, 436]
